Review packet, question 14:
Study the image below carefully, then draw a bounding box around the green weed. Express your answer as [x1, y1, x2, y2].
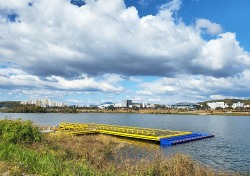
[0, 119, 41, 144]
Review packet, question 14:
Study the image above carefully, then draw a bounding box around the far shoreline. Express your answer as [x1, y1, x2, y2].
[1, 108, 250, 116]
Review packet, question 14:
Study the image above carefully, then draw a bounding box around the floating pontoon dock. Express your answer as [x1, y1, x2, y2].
[58, 122, 214, 146]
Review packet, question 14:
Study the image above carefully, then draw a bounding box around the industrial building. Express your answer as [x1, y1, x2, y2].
[171, 102, 199, 109]
[121, 100, 133, 108]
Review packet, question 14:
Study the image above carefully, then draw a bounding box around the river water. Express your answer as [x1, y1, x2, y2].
[1, 113, 250, 172]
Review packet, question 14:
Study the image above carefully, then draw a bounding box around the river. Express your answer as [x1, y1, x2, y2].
[1, 113, 250, 172]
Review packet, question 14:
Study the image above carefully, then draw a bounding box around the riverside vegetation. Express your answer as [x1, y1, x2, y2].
[0, 119, 244, 176]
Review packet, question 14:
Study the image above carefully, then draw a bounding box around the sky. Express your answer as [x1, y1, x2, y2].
[0, 0, 250, 106]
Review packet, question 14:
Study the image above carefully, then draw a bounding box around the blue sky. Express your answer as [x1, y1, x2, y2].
[0, 0, 250, 106]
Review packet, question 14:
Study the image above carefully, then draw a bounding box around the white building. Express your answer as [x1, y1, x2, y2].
[244, 105, 250, 108]
[172, 102, 199, 109]
[20, 98, 65, 107]
[132, 103, 142, 108]
[98, 102, 114, 109]
[142, 102, 147, 108]
[207, 102, 228, 110]
[147, 104, 155, 108]
[114, 103, 122, 108]
[232, 102, 244, 109]
[121, 100, 132, 108]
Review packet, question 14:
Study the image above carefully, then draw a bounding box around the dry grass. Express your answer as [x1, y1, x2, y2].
[0, 161, 23, 175]
[37, 132, 239, 176]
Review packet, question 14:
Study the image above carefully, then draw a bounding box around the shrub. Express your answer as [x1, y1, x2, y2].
[0, 119, 42, 144]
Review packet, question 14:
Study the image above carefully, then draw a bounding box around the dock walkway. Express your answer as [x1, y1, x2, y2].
[58, 122, 214, 146]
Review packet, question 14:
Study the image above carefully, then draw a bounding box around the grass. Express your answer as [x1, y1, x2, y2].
[0, 118, 42, 144]
[43, 133, 242, 176]
[0, 119, 244, 175]
[0, 142, 93, 175]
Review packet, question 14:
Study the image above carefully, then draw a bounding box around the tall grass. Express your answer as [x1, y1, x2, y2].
[0, 142, 91, 175]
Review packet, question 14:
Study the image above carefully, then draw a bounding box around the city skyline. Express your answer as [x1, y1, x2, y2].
[0, 0, 250, 105]
[20, 98, 65, 107]
[14, 98, 250, 110]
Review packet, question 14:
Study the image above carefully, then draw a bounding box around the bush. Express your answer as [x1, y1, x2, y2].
[0, 119, 42, 144]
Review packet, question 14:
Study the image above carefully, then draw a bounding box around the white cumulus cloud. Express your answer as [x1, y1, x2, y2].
[0, 68, 123, 92]
[0, 0, 249, 79]
[196, 18, 222, 35]
[0, 0, 250, 102]
[136, 69, 250, 103]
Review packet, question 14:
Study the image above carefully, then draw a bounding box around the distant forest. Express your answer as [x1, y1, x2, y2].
[0, 101, 47, 113]
[0, 101, 21, 108]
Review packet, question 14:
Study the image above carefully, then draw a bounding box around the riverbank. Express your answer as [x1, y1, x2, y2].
[2, 107, 250, 116]
[0, 119, 243, 175]
[76, 108, 250, 116]
[1, 133, 240, 176]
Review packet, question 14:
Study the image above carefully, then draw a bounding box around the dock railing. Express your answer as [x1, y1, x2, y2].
[58, 122, 192, 141]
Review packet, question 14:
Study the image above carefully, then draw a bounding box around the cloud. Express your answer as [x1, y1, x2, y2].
[160, 0, 182, 12]
[12, 89, 69, 99]
[46, 75, 123, 92]
[209, 95, 233, 100]
[191, 32, 250, 77]
[136, 69, 250, 103]
[136, 90, 153, 96]
[138, 0, 152, 7]
[0, 68, 123, 92]
[0, 0, 250, 104]
[196, 18, 222, 35]
[0, 0, 249, 80]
